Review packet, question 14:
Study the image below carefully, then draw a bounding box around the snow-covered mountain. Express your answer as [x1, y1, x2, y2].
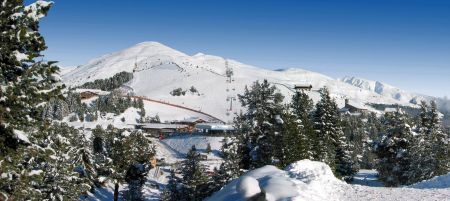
[62, 42, 424, 122]
[339, 76, 430, 104]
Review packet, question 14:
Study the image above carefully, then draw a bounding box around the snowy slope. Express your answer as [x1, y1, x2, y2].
[339, 76, 431, 104]
[208, 160, 450, 201]
[63, 42, 420, 123]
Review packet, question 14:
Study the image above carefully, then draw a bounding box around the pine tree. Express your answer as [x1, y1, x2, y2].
[208, 137, 242, 194]
[162, 170, 181, 201]
[410, 101, 450, 183]
[180, 145, 209, 201]
[362, 112, 384, 169]
[313, 87, 356, 180]
[233, 112, 252, 170]
[410, 101, 433, 182]
[236, 80, 284, 169]
[122, 130, 155, 200]
[429, 101, 450, 176]
[97, 128, 156, 201]
[72, 129, 97, 193]
[290, 90, 315, 160]
[312, 87, 337, 165]
[376, 109, 414, 186]
[0, 1, 83, 199]
[280, 107, 309, 167]
[341, 114, 365, 172]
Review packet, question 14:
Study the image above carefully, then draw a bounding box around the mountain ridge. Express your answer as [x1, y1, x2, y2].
[62, 41, 432, 122]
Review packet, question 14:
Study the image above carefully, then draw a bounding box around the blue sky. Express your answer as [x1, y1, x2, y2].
[31, 0, 450, 97]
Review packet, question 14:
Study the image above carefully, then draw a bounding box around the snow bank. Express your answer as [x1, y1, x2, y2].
[410, 172, 450, 189]
[285, 160, 345, 201]
[208, 160, 347, 201]
[286, 159, 339, 183]
[206, 165, 299, 201]
[236, 176, 261, 199]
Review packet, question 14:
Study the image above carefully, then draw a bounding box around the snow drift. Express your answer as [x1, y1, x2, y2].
[410, 172, 450, 189]
[208, 160, 450, 201]
[207, 160, 345, 201]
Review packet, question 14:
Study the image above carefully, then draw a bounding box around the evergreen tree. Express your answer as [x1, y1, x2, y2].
[341, 114, 365, 172]
[290, 90, 315, 160]
[79, 71, 133, 91]
[410, 101, 450, 183]
[312, 87, 356, 180]
[363, 112, 384, 169]
[122, 131, 155, 200]
[428, 101, 450, 176]
[0, 1, 85, 199]
[410, 101, 433, 182]
[376, 109, 414, 186]
[72, 130, 96, 193]
[236, 80, 284, 169]
[208, 137, 243, 194]
[180, 145, 209, 201]
[280, 107, 309, 167]
[233, 112, 252, 170]
[162, 170, 182, 201]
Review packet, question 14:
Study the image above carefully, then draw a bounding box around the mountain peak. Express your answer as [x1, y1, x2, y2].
[134, 41, 166, 48]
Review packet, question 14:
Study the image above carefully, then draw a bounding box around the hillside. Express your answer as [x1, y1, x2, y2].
[63, 42, 423, 122]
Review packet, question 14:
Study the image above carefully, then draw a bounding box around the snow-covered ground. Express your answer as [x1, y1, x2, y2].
[62, 41, 425, 123]
[86, 134, 226, 200]
[351, 169, 384, 187]
[208, 160, 450, 201]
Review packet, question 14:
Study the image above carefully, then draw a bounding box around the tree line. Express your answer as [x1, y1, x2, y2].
[163, 79, 450, 200]
[78, 71, 133, 91]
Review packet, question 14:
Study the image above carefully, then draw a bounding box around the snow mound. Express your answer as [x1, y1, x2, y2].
[410, 172, 450, 189]
[207, 165, 299, 201]
[236, 176, 261, 199]
[286, 159, 340, 183]
[285, 160, 345, 201]
[208, 160, 347, 201]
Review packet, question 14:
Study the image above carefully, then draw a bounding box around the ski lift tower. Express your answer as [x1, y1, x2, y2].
[225, 59, 236, 116]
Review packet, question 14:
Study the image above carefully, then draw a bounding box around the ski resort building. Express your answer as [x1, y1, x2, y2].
[79, 91, 98, 100]
[177, 117, 207, 125]
[133, 123, 189, 137]
[76, 89, 110, 100]
[294, 84, 313, 91]
[195, 123, 234, 134]
[340, 99, 369, 115]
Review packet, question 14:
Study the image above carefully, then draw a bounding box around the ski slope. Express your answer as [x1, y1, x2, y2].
[62, 41, 423, 123]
